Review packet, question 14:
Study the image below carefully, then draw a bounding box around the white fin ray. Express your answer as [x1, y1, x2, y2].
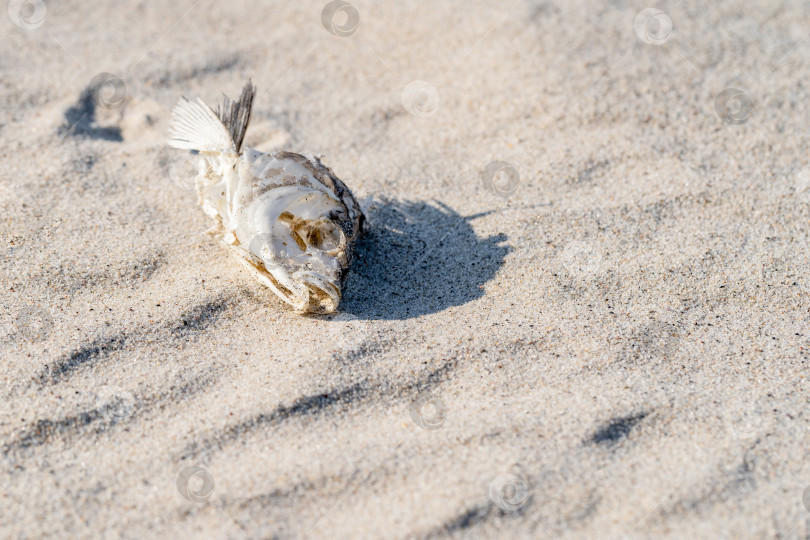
[168, 97, 235, 153]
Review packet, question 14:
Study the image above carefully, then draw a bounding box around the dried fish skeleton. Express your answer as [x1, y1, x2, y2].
[168, 81, 365, 313]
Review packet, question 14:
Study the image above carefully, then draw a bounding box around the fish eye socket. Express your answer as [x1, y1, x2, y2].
[308, 223, 342, 251]
[279, 212, 343, 253]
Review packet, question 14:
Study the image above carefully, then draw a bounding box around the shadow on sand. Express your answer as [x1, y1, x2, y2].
[340, 198, 510, 320]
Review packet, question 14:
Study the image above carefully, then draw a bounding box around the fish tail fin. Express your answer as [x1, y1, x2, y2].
[214, 80, 255, 153]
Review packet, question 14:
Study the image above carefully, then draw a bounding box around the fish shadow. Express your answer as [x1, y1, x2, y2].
[341, 198, 510, 320]
[60, 83, 123, 142]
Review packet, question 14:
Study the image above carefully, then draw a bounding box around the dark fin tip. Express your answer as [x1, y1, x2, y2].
[214, 80, 255, 153]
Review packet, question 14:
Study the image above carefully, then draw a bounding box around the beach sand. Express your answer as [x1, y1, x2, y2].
[2, 0, 810, 538]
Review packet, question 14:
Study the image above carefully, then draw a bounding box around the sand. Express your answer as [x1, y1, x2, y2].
[2, 0, 810, 538]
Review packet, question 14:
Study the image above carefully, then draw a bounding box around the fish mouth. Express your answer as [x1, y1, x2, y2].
[291, 270, 341, 313]
[255, 263, 341, 313]
[255, 265, 341, 313]
[226, 246, 341, 313]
